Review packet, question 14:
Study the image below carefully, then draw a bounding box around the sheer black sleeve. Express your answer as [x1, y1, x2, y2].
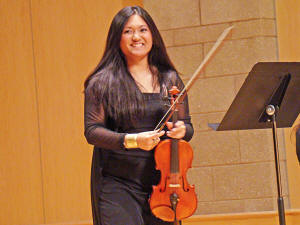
[84, 78, 126, 150]
[164, 71, 194, 141]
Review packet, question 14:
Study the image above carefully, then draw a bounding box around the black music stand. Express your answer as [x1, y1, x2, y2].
[215, 62, 300, 225]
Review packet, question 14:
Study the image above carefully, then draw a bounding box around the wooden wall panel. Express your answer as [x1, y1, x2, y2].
[276, 0, 300, 209]
[0, 1, 44, 225]
[30, 0, 123, 223]
[122, 0, 143, 6]
[0, 0, 143, 224]
[276, 0, 300, 61]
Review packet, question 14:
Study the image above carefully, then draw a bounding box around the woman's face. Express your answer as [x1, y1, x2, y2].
[120, 14, 153, 62]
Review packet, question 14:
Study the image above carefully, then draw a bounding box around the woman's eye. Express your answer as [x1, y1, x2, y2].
[124, 30, 132, 34]
[141, 28, 148, 32]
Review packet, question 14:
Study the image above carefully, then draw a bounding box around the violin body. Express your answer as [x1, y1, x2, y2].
[149, 139, 197, 222]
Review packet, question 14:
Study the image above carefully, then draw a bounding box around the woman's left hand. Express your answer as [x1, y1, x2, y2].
[166, 121, 186, 139]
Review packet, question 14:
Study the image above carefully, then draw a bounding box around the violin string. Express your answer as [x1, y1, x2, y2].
[154, 26, 234, 131]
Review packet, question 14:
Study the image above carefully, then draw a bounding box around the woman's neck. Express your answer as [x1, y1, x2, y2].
[127, 56, 151, 79]
[126, 57, 159, 93]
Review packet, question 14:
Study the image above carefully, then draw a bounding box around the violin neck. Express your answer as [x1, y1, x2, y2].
[170, 109, 180, 174]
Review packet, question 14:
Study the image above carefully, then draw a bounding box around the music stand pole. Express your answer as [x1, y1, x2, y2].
[266, 105, 286, 225]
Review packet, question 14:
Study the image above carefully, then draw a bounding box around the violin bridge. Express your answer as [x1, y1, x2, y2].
[168, 184, 181, 188]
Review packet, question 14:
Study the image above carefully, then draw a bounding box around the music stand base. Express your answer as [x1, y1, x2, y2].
[278, 197, 286, 225]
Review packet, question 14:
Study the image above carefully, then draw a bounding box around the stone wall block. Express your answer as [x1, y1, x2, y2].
[213, 165, 242, 200]
[144, 0, 200, 30]
[204, 39, 258, 76]
[200, 0, 275, 25]
[239, 129, 275, 163]
[234, 74, 247, 94]
[258, 0, 276, 19]
[173, 19, 276, 47]
[244, 198, 275, 211]
[272, 196, 290, 210]
[204, 37, 277, 77]
[213, 163, 275, 200]
[239, 129, 286, 163]
[255, 37, 278, 61]
[167, 44, 203, 78]
[191, 112, 225, 132]
[187, 167, 214, 202]
[188, 76, 235, 113]
[174, 23, 229, 46]
[232, 19, 276, 39]
[237, 163, 276, 199]
[272, 161, 289, 197]
[282, 161, 289, 197]
[277, 128, 287, 160]
[191, 131, 240, 166]
[160, 30, 174, 47]
[196, 199, 245, 215]
[196, 197, 275, 214]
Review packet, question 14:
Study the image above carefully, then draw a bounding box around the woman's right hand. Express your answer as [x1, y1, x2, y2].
[137, 130, 165, 151]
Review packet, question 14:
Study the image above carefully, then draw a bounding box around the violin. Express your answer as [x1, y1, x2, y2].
[149, 26, 233, 223]
[149, 86, 197, 222]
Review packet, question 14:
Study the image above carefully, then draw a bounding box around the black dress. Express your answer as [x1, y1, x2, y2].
[84, 71, 193, 225]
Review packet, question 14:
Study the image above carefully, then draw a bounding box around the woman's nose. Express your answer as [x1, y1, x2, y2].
[132, 31, 140, 40]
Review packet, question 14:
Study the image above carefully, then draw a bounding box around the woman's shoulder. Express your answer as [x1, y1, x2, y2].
[163, 69, 177, 77]
[162, 69, 184, 88]
[85, 70, 110, 91]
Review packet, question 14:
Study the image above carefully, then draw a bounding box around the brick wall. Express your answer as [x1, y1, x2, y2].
[144, 0, 289, 215]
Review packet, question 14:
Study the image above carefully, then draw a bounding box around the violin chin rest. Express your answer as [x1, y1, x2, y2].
[151, 205, 175, 222]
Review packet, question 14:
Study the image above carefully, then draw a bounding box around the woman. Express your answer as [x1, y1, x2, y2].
[292, 123, 300, 163]
[84, 6, 193, 225]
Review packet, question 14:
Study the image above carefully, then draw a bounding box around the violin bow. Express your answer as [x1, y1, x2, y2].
[155, 26, 234, 131]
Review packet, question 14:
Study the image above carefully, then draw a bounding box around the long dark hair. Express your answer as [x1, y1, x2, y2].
[84, 6, 176, 127]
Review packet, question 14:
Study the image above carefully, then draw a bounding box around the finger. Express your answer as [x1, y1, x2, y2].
[166, 132, 179, 139]
[166, 122, 173, 130]
[167, 125, 186, 139]
[167, 129, 180, 136]
[175, 121, 184, 127]
[157, 130, 165, 137]
[146, 130, 160, 136]
[168, 126, 183, 134]
[172, 123, 186, 132]
[167, 132, 183, 139]
[152, 137, 160, 145]
[149, 130, 165, 139]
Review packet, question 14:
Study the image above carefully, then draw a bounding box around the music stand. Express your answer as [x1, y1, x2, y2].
[215, 62, 300, 225]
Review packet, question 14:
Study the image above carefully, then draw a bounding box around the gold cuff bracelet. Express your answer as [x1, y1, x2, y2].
[124, 134, 138, 148]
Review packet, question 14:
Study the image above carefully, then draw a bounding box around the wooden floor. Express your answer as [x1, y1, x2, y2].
[36, 209, 300, 225]
[183, 209, 300, 225]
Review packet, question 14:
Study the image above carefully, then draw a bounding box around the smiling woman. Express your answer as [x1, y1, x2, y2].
[83, 5, 193, 225]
